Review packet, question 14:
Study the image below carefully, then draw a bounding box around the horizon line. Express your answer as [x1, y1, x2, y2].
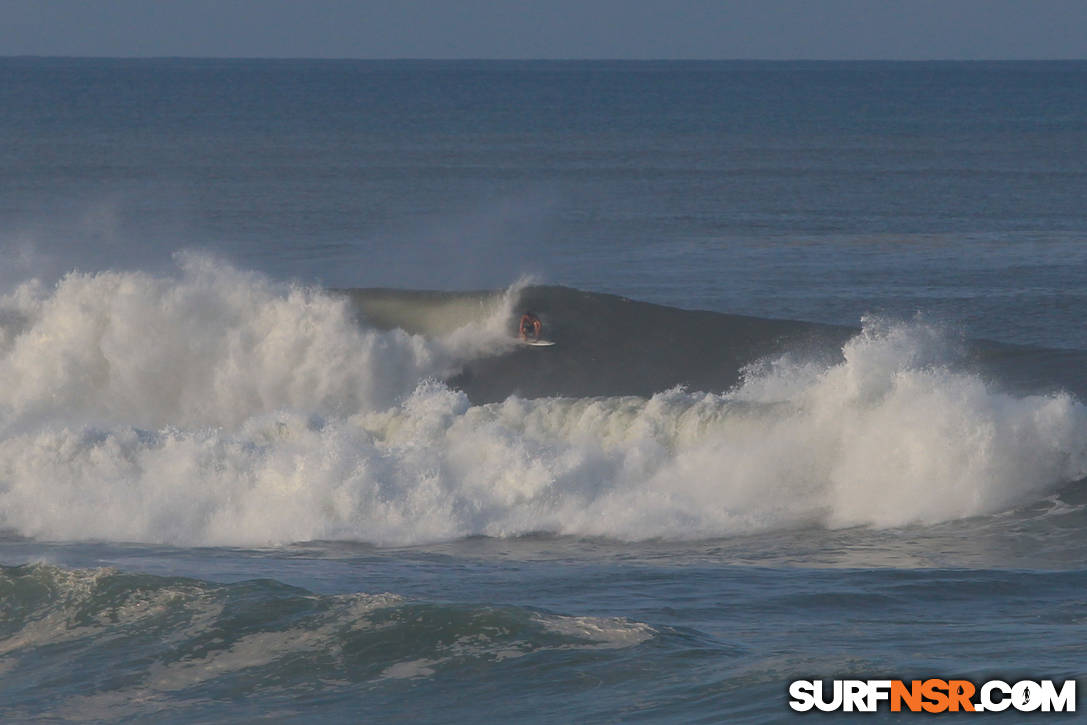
[3, 54, 1085, 63]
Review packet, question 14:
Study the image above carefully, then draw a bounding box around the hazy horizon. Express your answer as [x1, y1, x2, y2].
[1, 0, 1083, 61]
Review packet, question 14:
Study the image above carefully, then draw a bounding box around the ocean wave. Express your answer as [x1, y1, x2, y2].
[0, 562, 653, 720]
[0, 260, 1084, 545]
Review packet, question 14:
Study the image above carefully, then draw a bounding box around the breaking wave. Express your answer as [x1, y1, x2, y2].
[0, 258, 1084, 545]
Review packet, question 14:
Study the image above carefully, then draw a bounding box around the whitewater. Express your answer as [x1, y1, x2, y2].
[1, 255, 1083, 547]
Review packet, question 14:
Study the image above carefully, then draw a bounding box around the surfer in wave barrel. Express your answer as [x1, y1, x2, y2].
[519, 311, 542, 341]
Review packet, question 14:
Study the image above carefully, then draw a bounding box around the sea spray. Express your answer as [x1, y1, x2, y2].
[0, 255, 522, 433]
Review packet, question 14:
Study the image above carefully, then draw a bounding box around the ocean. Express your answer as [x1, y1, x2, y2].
[1, 59, 1086, 722]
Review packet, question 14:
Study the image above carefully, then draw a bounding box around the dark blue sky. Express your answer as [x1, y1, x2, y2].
[1, 0, 1084, 59]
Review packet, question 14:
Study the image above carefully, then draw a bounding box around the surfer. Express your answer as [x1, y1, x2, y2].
[519, 311, 542, 341]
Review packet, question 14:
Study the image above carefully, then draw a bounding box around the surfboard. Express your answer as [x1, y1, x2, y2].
[522, 339, 555, 347]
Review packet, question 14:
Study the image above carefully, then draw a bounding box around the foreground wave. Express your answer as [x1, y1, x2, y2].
[0, 562, 652, 721]
[0, 258, 1085, 545]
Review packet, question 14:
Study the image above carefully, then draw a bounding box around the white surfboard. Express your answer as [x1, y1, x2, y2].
[522, 339, 555, 347]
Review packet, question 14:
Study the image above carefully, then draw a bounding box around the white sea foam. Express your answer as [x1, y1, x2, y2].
[0, 261, 1084, 545]
[536, 614, 656, 649]
[0, 254, 521, 434]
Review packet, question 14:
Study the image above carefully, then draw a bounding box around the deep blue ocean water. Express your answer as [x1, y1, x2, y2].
[1, 59, 1086, 722]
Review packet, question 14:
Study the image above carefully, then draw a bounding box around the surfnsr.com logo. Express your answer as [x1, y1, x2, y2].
[789, 679, 1076, 713]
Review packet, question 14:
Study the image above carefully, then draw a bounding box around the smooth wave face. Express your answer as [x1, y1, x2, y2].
[0, 563, 652, 721]
[0, 260, 1084, 546]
